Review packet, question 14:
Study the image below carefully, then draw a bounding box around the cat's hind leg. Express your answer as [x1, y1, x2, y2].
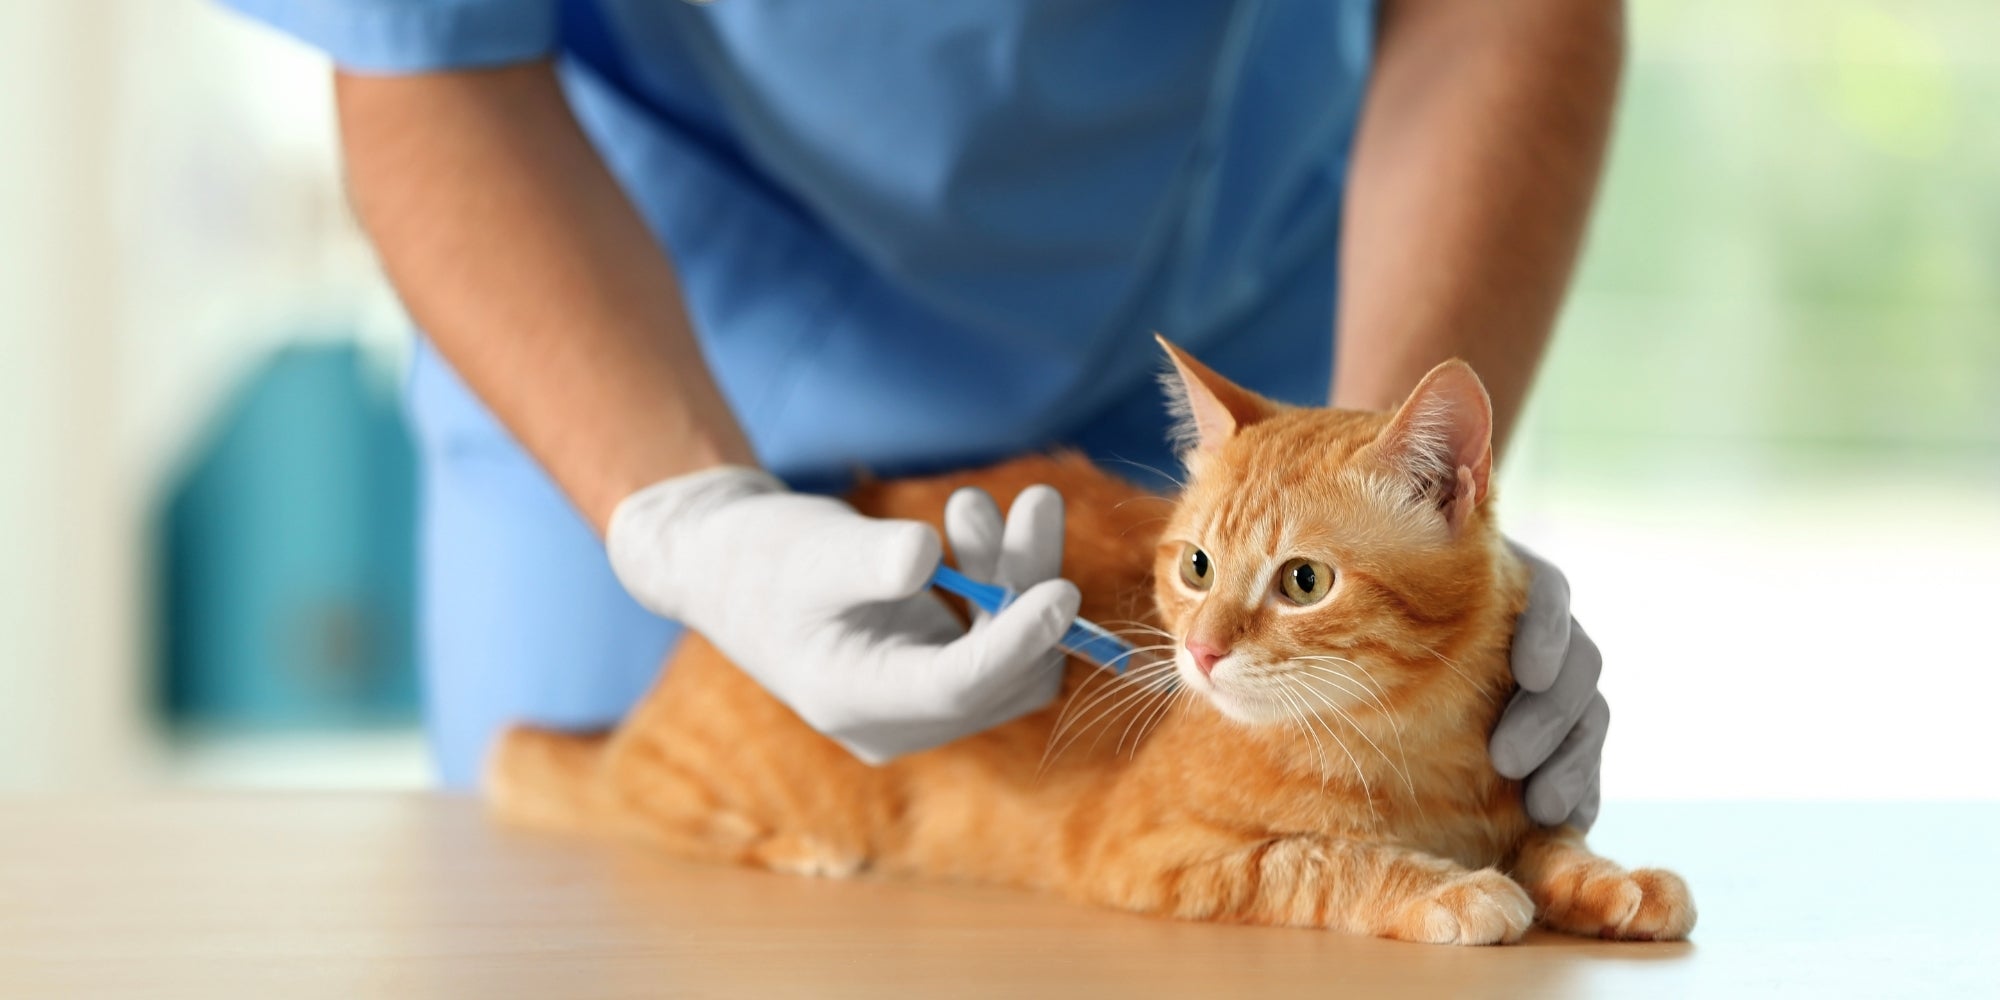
[1510, 825, 1696, 940]
[486, 725, 745, 856]
[598, 735, 872, 876]
[486, 725, 616, 833]
[487, 724, 789, 868]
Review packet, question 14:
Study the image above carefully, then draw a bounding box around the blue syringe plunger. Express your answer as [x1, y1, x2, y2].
[929, 564, 1137, 673]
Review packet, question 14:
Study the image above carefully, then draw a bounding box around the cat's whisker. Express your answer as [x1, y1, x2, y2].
[1115, 679, 1180, 758]
[1112, 692, 1158, 759]
[1039, 658, 1165, 775]
[1041, 658, 1179, 772]
[1276, 675, 1377, 821]
[1103, 627, 1177, 646]
[1120, 672, 1176, 752]
[1284, 659, 1394, 717]
[1286, 666, 1392, 726]
[1104, 640, 1176, 664]
[1080, 667, 1185, 760]
[1045, 656, 1177, 748]
[1050, 643, 1176, 713]
[1286, 663, 1407, 746]
[1125, 685, 1185, 759]
[1091, 642, 1179, 672]
[1116, 524, 1170, 542]
[1283, 661, 1416, 808]
[1268, 682, 1331, 789]
[1326, 659, 1420, 786]
[1292, 660, 1396, 721]
[1047, 671, 1174, 771]
[1281, 680, 1360, 809]
[1336, 656, 1394, 698]
[1098, 618, 1172, 632]
[1283, 663, 1410, 760]
[1099, 456, 1186, 491]
[1286, 655, 1394, 708]
[1410, 639, 1501, 707]
[1287, 671, 1417, 804]
[1099, 620, 1177, 644]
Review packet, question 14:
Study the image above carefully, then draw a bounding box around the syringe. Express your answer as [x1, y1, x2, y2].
[930, 564, 1138, 673]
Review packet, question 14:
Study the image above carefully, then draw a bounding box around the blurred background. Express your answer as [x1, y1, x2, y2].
[2, 0, 1993, 796]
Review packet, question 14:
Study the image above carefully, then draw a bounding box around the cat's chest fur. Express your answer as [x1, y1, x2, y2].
[1127, 702, 1531, 871]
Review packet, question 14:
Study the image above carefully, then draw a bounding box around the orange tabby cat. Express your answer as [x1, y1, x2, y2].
[489, 340, 1694, 945]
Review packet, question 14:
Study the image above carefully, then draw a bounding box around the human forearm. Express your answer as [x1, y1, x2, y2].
[1335, 0, 1623, 454]
[335, 62, 753, 532]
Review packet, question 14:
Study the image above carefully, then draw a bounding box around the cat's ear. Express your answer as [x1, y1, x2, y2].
[1374, 359, 1494, 535]
[1155, 334, 1277, 455]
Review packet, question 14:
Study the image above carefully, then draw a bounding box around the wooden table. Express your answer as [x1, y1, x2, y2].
[2, 797, 1993, 998]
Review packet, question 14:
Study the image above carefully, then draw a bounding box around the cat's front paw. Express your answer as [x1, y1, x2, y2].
[1389, 869, 1534, 946]
[1544, 864, 1688, 940]
[1539, 865, 1696, 941]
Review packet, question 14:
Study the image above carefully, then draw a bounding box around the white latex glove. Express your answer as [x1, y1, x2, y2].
[608, 467, 1078, 764]
[1490, 542, 1610, 830]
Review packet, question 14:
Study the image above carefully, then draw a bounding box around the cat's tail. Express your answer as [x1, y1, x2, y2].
[485, 725, 618, 833]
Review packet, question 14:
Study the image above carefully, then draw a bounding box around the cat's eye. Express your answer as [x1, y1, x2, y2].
[1277, 558, 1334, 606]
[1179, 545, 1213, 590]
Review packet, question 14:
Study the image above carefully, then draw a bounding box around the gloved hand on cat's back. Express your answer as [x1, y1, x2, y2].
[608, 466, 1078, 764]
[1494, 542, 1610, 831]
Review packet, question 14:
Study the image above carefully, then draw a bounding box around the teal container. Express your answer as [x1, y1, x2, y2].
[158, 341, 418, 728]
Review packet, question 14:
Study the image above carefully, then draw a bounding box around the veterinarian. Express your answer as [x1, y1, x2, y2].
[228, 0, 1620, 821]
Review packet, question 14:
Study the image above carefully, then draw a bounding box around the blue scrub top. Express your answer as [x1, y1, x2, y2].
[225, 0, 1377, 784]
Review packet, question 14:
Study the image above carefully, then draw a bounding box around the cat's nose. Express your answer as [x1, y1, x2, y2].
[1185, 637, 1229, 676]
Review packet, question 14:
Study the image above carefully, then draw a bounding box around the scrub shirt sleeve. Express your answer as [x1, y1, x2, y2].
[217, 0, 558, 73]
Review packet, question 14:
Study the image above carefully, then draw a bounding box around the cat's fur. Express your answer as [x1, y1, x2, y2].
[488, 341, 1694, 945]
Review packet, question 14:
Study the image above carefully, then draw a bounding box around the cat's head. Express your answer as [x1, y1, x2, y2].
[1150, 336, 1512, 728]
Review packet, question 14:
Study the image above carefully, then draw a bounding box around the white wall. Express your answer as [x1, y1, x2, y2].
[0, 1, 403, 790]
[2, 2, 139, 790]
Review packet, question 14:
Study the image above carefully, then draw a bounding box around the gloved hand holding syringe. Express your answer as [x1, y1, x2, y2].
[611, 470, 1099, 764]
